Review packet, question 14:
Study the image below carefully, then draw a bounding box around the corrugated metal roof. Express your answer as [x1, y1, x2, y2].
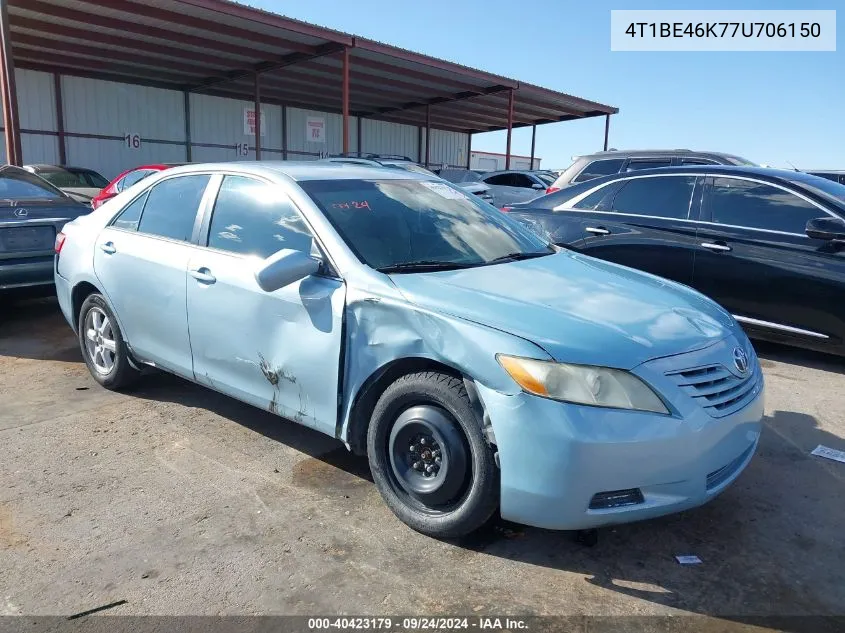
[8, 0, 618, 134]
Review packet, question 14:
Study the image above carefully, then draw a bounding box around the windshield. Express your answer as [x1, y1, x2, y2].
[787, 172, 845, 205]
[0, 168, 65, 200]
[300, 178, 553, 271]
[40, 168, 108, 189]
[438, 169, 481, 183]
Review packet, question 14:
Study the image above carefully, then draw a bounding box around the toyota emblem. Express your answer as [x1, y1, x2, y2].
[733, 347, 749, 375]
[13, 208, 27, 217]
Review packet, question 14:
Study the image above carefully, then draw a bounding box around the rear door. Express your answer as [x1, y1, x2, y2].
[575, 174, 702, 285]
[93, 173, 212, 377]
[186, 174, 346, 437]
[694, 176, 845, 345]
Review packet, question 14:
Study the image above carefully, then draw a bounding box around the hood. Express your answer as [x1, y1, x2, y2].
[388, 251, 735, 369]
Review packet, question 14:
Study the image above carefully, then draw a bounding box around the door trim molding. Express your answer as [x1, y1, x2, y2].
[733, 315, 829, 339]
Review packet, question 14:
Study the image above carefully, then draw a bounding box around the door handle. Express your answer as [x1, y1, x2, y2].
[585, 226, 610, 235]
[700, 242, 732, 252]
[189, 268, 216, 284]
[99, 241, 116, 254]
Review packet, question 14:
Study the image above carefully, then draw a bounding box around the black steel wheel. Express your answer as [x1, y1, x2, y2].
[367, 371, 498, 538]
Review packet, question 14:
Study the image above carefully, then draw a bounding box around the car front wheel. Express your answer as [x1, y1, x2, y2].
[367, 371, 498, 538]
[78, 293, 139, 390]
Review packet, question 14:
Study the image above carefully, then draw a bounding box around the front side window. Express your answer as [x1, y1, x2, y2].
[708, 177, 826, 233]
[137, 175, 210, 242]
[610, 176, 696, 219]
[572, 159, 625, 183]
[207, 176, 314, 258]
[300, 179, 552, 271]
[0, 168, 64, 200]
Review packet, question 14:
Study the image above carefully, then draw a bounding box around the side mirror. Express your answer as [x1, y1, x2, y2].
[254, 248, 321, 292]
[531, 183, 545, 190]
[805, 217, 845, 241]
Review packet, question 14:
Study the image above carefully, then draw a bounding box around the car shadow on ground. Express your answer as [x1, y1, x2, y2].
[130, 369, 845, 625]
[0, 296, 82, 363]
[754, 339, 845, 375]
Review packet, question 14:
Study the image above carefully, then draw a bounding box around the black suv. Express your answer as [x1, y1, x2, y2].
[549, 149, 757, 191]
[507, 166, 845, 356]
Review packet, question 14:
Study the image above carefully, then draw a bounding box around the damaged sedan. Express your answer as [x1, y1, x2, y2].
[54, 162, 764, 538]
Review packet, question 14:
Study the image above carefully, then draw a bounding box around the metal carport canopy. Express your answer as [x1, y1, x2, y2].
[1, 0, 618, 165]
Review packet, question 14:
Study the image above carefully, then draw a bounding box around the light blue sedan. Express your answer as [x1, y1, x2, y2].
[54, 162, 764, 538]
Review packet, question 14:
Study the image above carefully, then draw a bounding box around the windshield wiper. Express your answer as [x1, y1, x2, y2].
[485, 251, 553, 265]
[377, 260, 476, 274]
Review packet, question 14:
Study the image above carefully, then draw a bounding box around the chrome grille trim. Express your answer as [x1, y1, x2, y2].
[666, 350, 762, 418]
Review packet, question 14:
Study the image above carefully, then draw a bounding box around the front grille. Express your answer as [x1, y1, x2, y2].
[666, 358, 761, 418]
[589, 488, 644, 510]
[706, 444, 754, 490]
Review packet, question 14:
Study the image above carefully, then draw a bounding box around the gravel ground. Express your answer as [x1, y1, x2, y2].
[1, 297, 843, 626]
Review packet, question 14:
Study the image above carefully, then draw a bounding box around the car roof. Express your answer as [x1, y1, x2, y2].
[24, 164, 96, 172]
[576, 149, 744, 160]
[562, 164, 804, 181]
[164, 161, 436, 182]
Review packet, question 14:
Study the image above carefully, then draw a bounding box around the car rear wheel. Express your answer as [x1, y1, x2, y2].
[78, 293, 139, 390]
[367, 371, 498, 538]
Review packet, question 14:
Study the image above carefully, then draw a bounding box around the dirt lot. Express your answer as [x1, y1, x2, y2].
[1, 298, 843, 625]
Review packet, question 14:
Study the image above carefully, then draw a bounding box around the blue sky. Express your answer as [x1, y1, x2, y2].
[249, 0, 843, 170]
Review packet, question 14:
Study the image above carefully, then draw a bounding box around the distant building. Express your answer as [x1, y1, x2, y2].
[469, 150, 541, 171]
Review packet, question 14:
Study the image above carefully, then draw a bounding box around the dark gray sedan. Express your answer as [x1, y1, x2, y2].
[0, 165, 90, 294]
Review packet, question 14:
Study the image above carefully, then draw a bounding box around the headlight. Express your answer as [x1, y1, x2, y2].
[497, 354, 669, 414]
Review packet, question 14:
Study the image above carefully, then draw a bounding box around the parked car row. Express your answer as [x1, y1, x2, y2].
[52, 160, 765, 539]
[505, 165, 845, 357]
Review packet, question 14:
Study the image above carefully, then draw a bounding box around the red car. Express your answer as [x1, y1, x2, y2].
[91, 163, 183, 209]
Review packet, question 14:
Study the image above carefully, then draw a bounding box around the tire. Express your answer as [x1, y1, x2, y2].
[367, 371, 498, 538]
[77, 293, 139, 390]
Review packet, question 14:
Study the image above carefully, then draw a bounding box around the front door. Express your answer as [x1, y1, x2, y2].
[693, 175, 845, 346]
[576, 174, 702, 286]
[93, 173, 212, 378]
[186, 175, 345, 436]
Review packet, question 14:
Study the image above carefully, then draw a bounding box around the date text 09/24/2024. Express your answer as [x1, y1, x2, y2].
[307, 618, 529, 630]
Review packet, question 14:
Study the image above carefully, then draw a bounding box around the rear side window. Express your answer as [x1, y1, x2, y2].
[137, 175, 210, 242]
[680, 159, 718, 166]
[707, 177, 825, 234]
[610, 176, 696, 219]
[484, 174, 513, 186]
[112, 191, 149, 231]
[572, 159, 624, 183]
[625, 159, 672, 171]
[572, 182, 619, 210]
[207, 176, 313, 258]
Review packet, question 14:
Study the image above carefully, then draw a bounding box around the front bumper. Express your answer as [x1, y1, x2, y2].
[476, 336, 764, 530]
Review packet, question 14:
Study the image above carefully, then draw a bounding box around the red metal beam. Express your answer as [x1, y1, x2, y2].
[77, 0, 318, 55]
[189, 43, 345, 91]
[505, 89, 514, 170]
[13, 34, 215, 77]
[604, 114, 610, 151]
[54, 72, 65, 164]
[10, 1, 266, 62]
[0, 0, 22, 165]
[529, 124, 536, 169]
[13, 48, 199, 84]
[354, 39, 517, 89]
[10, 16, 232, 69]
[342, 47, 350, 154]
[425, 105, 431, 167]
[254, 72, 261, 160]
[171, 0, 353, 45]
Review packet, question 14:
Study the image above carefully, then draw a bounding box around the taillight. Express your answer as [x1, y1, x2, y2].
[546, 186, 560, 194]
[500, 206, 512, 213]
[55, 232, 66, 254]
